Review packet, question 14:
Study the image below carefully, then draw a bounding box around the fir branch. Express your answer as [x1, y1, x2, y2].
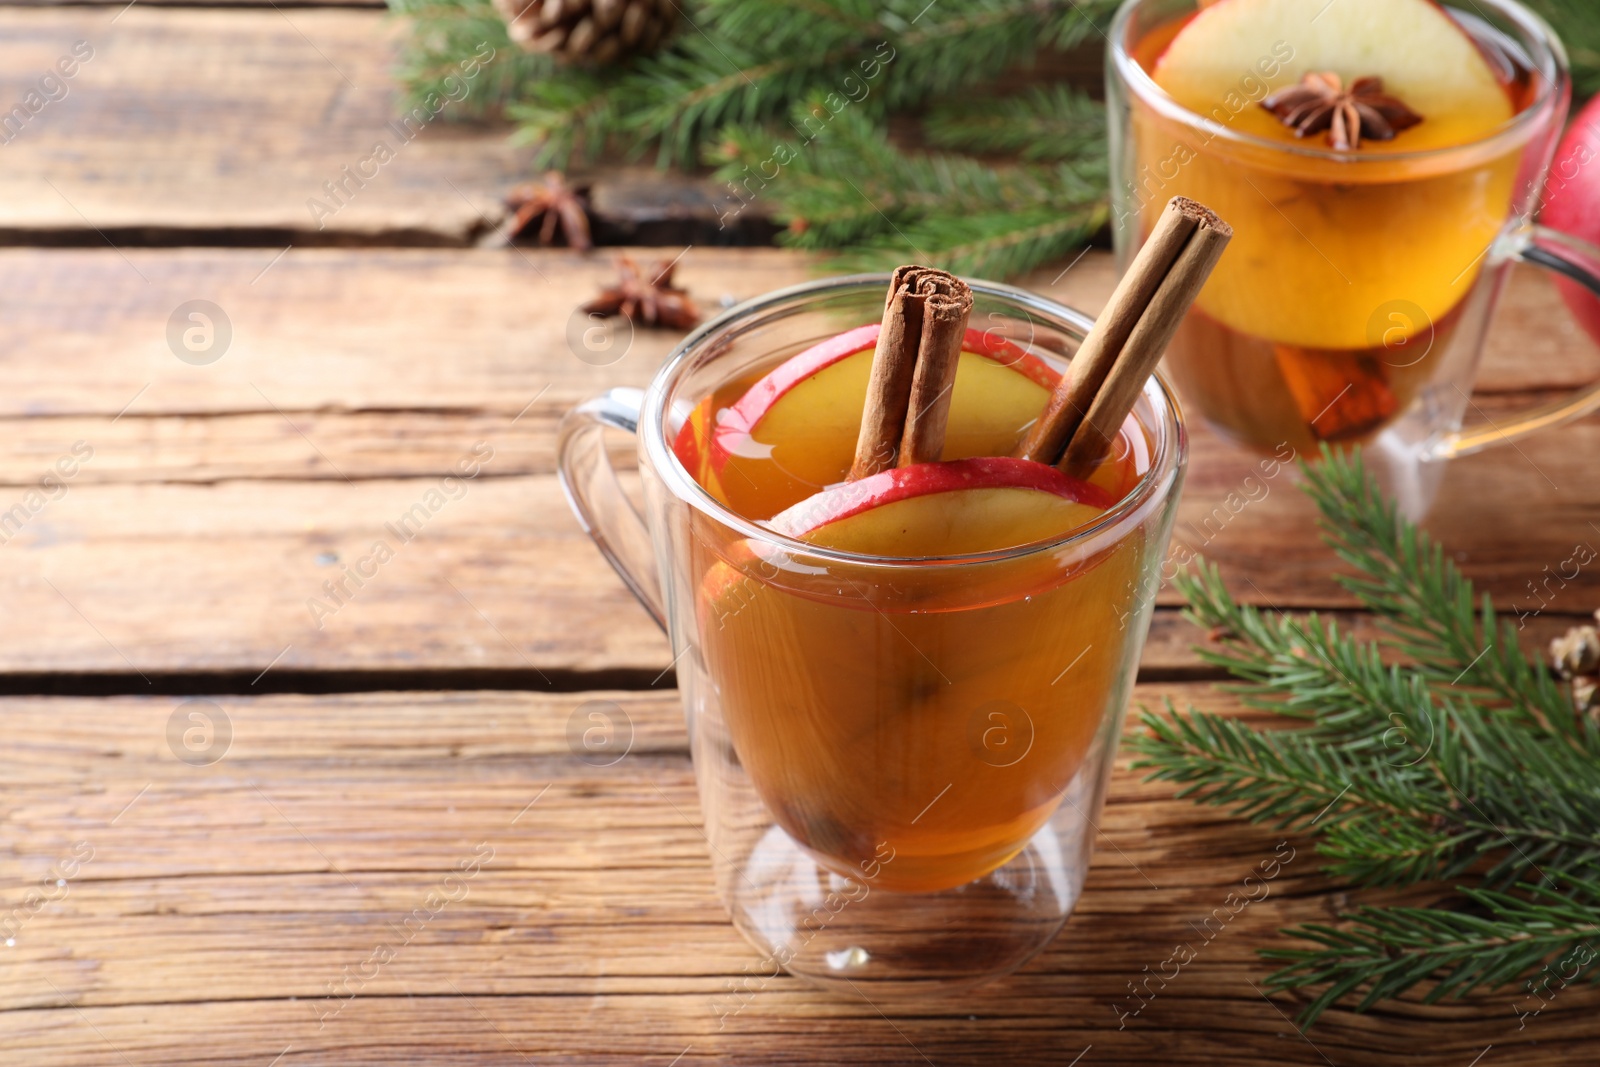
[1133, 702, 1450, 835]
[1264, 880, 1600, 1026]
[836, 201, 1107, 279]
[389, 0, 553, 120]
[393, 0, 1122, 275]
[1526, 0, 1600, 98]
[500, 0, 1119, 168]
[1163, 462, 1600, 889]
[872, 0, 1115, 109]
[925, 85, 1106, 161]
[1136, 448, 1600, 1023]
[710, 102, 1107, 278]
[508, 66, 625, 167]
[701, 0, 885, 56]
[1301, 446, 1583, 739]
[1131, 679, 1600, 891]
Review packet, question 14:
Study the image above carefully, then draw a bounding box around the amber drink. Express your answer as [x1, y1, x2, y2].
[681, 402, 1157, 892]
[1108, 0, 1562, 454]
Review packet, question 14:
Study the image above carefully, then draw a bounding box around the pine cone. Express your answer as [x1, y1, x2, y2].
[492, 0, 675, 65]
[1575, 676, 1599, 716]
[1550, 624, 1600, 678]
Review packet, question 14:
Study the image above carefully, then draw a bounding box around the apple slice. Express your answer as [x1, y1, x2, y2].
[1153, 0, 1512, 153]
[769, 456, 1113, 556]
[709, 325, 1059, 520]
[671, 393, 726, 501]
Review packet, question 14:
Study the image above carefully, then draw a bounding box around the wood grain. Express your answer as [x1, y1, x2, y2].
[0, 248, 1584, 420]
[0, 687, 1592, 1065]
[0, 249, 1589, 678]
[0, 445, 1590, 679]
[0, 248, 850, 417]
[4, 0, 1595, 1058]
[0, 476, 671, 676]
[0, 9, 524, 242]
[0, 10, 772, 244]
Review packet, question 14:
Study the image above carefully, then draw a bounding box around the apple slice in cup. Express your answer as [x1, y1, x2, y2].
[768, 456, 1113, 556]
[699, 325, 1059, 520]
[1152, 0, 1512, 153]
[694, 456, 1117, 638]
[670, 391, 728, 505]
[695, 456, 1115, 630]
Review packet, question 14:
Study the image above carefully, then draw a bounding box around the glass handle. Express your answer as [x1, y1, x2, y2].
[556, 387, 668, 631]
[1435, 225, 1600, 460]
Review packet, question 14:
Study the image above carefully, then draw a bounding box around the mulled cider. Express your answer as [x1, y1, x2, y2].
[669, 290, 1170, 893]
[1115, 0, 1543, 452]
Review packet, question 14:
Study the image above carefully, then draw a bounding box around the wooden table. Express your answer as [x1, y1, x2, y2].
[2, 4, 1598, 1065]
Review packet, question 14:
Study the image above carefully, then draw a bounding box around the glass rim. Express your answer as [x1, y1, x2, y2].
[1107, 0, 1570, 167]
[639, 273, 1186, 570]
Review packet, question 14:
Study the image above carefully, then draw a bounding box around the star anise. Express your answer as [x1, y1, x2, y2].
[1260, 73, 1423, 151]
[582, 256, 701, 330]
[505, 171, 592, 249]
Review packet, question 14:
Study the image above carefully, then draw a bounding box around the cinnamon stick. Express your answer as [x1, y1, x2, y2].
[1273, 345, 1397, 442]
[899, 280, 972, 467]
[1059, 200, 1232, 475]
[849, 266, 973, 479]
[851, 266, 923, 479]
[1016, 197, 1209, 465]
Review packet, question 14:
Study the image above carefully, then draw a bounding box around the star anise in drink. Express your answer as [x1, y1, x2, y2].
[1260, 73, 1423, 151]
[582, 255, 701, 330]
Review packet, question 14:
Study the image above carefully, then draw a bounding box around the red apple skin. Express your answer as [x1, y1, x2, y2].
[672, 405, 705, 477]
[768, 456, 1114, 539]
[713, 325, 880, 448]
[1541, 94, 1600, 347]
[710, 325, 1057, 473]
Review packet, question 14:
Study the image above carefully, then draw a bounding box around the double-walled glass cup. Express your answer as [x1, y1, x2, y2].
[1108, 0, 1600, 517]
[559, 276, 1187, 996]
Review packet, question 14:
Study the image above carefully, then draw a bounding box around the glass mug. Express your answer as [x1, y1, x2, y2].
[1108, 0, 1600, 517]
[558, 276, 1186, 995]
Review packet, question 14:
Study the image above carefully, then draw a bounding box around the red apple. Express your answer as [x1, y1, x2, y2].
[768, 456, 1112, 556]
[704, 325, 1060, 519]
[1540, 93, 1600, 348]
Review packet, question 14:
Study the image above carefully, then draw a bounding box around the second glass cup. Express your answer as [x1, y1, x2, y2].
[1107, 0, 1600, 515]
[560, 277, 1187, 995]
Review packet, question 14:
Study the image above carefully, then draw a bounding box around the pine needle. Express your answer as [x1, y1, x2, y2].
[391, 0, 1597, 276]
[709, 100, 1108, 278]
[1132, 447, 1600, 1025]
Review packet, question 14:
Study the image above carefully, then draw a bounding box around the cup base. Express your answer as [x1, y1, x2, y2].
[724, 820, 1083, 1000]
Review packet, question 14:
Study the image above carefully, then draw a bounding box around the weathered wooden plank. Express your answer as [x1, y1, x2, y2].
[0, 459, 1590, 678]
[0, 476, 671, 675]
[0, 416, 1589, 677]
[5, 994, 1589, 1067]
[0, 390, 1583, 488]
[0, 247, 1588, 677]
[0, 687, 1591, 1065]
[0, 248, 832, 417]
[0, 9, 525, 242]
[0, 249, 1590, 420]
[0, 9, 776, 243]
[0, 249, 1580, 415]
